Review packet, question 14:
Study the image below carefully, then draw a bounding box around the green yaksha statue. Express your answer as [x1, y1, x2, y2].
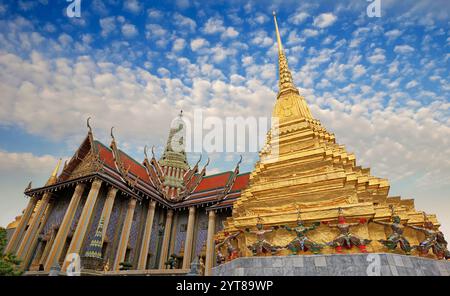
[408, 219, 447, 259]
[325, 208, 371, 253]
[436, 231, 450, 260]
[165, 254, 179, 269]
[282, 221, 322, 254]
[281, 209, 323, 254]
[373, 209, 412, 254]
[245, 217, 280, 256]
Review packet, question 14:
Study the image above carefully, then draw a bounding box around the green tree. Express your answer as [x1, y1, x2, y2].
[0, 227, 23, 276]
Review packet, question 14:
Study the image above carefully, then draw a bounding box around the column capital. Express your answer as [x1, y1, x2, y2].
[189, 206, 196, 215]
[107, 186, 119, 195]
[167, 209, 174, 217]
[91, 178, 103, 189]
[128, 198, 137, 208]
[208, 210, 216, 218]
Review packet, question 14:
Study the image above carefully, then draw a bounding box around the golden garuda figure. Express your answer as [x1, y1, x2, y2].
[245, 217, 280, 256]
[325, 208, 371, 253]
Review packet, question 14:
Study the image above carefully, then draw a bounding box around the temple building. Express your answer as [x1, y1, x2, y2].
[5, 13, 448, 276]
[5, 113, 249, 276]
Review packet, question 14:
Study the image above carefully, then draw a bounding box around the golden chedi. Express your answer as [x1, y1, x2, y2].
[217, 13, 441, 259]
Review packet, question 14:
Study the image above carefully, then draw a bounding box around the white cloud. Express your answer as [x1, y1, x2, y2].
[385, 29, 402, 40]
[190, 38, 209, 51]
[290, 11, 309, 25]
[302, 29, 319, 38]
[172, 38, 186, 52]
[254, 13, 269, 25]
[313, 13, 337, 28]
[99, 17, 116, 37]
[147, 9, 163, 19]
[221, 27, 239, 39]
[353, 64, 366, 78]
[394, 44, 415, 54]
[406, 80, 419, 89]
[0, 150, 58, 227]
[124, 0, 141, 14]
[173, 13, 196, 32]
[367, 48, 386, 64]
[202, 17, 225, 34]
[145, 23, 167, 39]
[121, 23, 138, 38]
[251, 30, 273, 47]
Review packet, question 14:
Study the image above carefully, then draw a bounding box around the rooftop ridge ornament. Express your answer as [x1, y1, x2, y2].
[45, 158, 62, 186]
[87, 117, 92, 134]
[144, 145, 149, 160]
[110, 126, 115, 141]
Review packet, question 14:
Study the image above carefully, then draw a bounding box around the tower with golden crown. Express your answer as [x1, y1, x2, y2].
[218, 12, 441, 258]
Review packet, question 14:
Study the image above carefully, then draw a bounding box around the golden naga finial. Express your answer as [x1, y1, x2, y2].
[46, 158, 62, 186]
[237, 155, 243, 166]
[151, 145, 156, 158]
[144, 145, 149, 160]
[110, 126, 115, 141]
[87, 117, 92, 133]
[25, 181, 32, 192]
[194, 154, 202, 168]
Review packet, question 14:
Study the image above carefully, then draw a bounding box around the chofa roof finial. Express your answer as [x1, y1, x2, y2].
[87, 117, 92, 133]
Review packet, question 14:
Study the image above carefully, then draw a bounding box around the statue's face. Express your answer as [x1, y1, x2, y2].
[393, 216, 401, 223]
[425, 222, 434, 229]
[256, 223, 263, 230]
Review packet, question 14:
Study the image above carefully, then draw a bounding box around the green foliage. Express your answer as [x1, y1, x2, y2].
[0, 227, 23, 276]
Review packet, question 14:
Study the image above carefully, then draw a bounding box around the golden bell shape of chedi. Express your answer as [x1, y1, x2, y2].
[218, 12, 442, 258]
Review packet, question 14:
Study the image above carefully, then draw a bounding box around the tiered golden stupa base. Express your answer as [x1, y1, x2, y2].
[216, 12, 444, 261]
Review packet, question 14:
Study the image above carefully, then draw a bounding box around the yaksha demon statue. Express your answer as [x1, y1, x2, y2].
[245, 217, 280, 256]
[215, 231, 241, 263]
[325, 208, 371, 253]
[281, 209, 323, 254]
[373, 209, 412, 254]
[408, 218, 449, 259]
[436, 230, 450, 260]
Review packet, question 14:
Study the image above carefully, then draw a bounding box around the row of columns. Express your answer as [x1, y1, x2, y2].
[7, 178, 218, 275]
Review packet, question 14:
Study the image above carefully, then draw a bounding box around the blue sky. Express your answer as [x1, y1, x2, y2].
[0, 0, 449, 237]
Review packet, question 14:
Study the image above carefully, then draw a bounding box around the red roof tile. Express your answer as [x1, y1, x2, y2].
[230, 173, 250, 191]
[193, 172, 232, 192]
[96, 141, 150, 184]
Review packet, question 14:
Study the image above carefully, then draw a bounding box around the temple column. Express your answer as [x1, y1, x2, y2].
[21, 201, 54, 270]
[5, 195, 39, 254]
[43, 183, 86, 271]
[158, 209, 173, 269]
[98, 186, 118, 242]
[137, 200, 156, 270]
[62, 179, 102, 271]
[113, 198, 137, 271]
[16, 192, 52, 262]
[204, 210, 216, 276]
[182, 206, 196, 269]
